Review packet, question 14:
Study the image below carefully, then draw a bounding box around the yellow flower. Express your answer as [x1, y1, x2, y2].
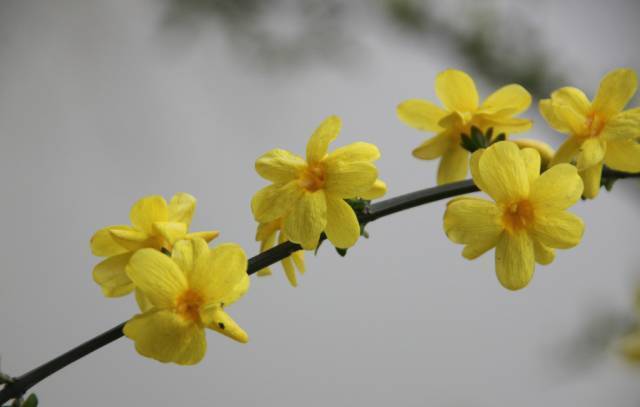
[255, 218, 305, 287]
[398, 69, 532, 185]
[123, 238, 249, 365]
[90, 193, 219, 297]
[540, 68, 640, 198]
[251, 116, 387, 250]
[443, 141, 585, 290]
[619, 287, 640, 363]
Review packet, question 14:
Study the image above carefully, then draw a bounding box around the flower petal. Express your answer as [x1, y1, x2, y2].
[153, 222, 187, 246]
[551, 136, 581, 165]
[359, 178, 387, 200]
[251, 181, 304, 223]
[184, 230, 219, 243]
[292, 250, 305, 273]
[412, 131, 451, 160]
[324, 196, 360, 249]
[579, 162, 603, 199]
[205, 308, 249, 344]
[482, 117, 532, 134]
[444, 197, 503, 257]
[135, 288, 154, 312]
[167, 193, 196, 226]
[325, 142, 381, 163]
[397, 99, 447, 131]
[479, 84, 531, 116]
[130, 195, 168, 235]
[520, 147, 541, 185]
[540, 99, 570, 133]
[532, 210, 584, 249]
[194, 243, 249, 306]
[576, 137, 606, 171]
[514, 139, 554, 170]
[172, 238, 210, 276]
[478, 141, 529, 202]
[533, 240, 555, 265]
[604, 139, 640, 172]
[306, 116, 341, 164]
[283, 190, 327, 250]
[437, 145, 469, 185]
[593, 68, 638, 118]
[619, 330, 640, 362]
[324, 161, 378, 198]
[281, 256, 297, 287]
[93, 253, 134, 297]
[469, 149, 490, 193]
[126, 249, 187, 309]
[551, 87, 591, 116]
[435, 69, 478, 112]
[601, 107, 640, 141]
[530, 163, 583, 210]
[90, 226, 129, 257]
[124, 309, 206, 365]
[495, 232, 535, 291]
[255, 149, 306, 183]
[110, 228, 154, 251]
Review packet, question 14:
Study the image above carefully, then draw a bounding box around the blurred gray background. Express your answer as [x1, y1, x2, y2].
[1, 0, 640, 405]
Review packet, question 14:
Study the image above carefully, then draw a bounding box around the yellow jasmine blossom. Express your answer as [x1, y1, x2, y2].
[443, 141, 585, 290]
[619, 287, 640, 362]
[255, 218, 306, 287]
[513, 139, 555, 171]
[398, 69, 532, 185]
[540, 68, 640, 198]
[90, 193, 219, 297]
[124, 238, 249, 365]
[251, 116, 387, 250]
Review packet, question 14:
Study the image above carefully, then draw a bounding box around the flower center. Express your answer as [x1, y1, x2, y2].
[502, 200, 535, 233]
[299, 164, 326, 192]
[176, 289, 204, 323]
[584, 112, 606, 138]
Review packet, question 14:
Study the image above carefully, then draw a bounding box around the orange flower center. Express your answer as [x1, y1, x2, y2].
[176, 289, 204, 323]
[299, 164, 326, 192]
[584, 112, 606, 138]
[502, 200, 535, 233]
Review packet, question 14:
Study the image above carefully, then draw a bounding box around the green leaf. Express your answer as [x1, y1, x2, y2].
[21, 395, 38, 407]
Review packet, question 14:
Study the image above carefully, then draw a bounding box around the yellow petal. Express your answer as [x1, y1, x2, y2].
[443, 197, 502, 259]
[194, 243, 249, 306]
[551, 87, 591, 116]
[533, 239, 555, 265]
[397, 99, 447, 131]
[251, 181, 304, 223]
[184, 230, 219, 243]
[619, 330, 640, 362]
[324, 196, 360, 249]
[135, 288, 154, 312]
[281, 256, 297, 287]
[412, 131, 451, 160]
[513, 139, 555, 170]
[360, 178, 387, 200]
[593, 68, 638, 118]
[551, 136, 581, 166]
[172, 238, 209, 275]
[256, 268, 272, 277]
[126, 249, 187, 309]
[92, 253, 134, 297]
[495, 232, 535, 291]
[323, 161, 378, 198]
[325, 142, 381, 163]
[167, 193, 196, 226]
[601, 107, 640, 141]
[292, 250, 305, 273]
[255, 149, 307, 183]
[124, 310, 206, 365]
[306, 116, 341, 164]
[479, 84, 531, 116]
[256, 219, 280, 242]
[530, 163, 583, 210]
[604, 139, 640, 172]
[153, 222, 188, 246]
[532, 210, 584, 249]
[205, 308, 249, 343]
[109, 228, 153, 251]
[478, 141, 529, 202]
[469, 149, 490, 193]
[520, 147, 541, 185]
[482, 117, 532, 134]
[435, 69, 478, 112]
[576, 138, 606, 170]
[437, 145, 469, 185]
[579, 162, 603, 199]
[539, 99, 570, 133]
[283, 190, 327, 250]
[553, 103, 587, 135]
[129, 195, 168, 235]
[90, 226, 129, 257]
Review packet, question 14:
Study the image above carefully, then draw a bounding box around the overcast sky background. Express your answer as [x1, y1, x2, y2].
[1, 0, 640, 406]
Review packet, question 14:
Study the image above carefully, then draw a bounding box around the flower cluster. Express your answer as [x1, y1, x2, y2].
[91, 194, 249, 364]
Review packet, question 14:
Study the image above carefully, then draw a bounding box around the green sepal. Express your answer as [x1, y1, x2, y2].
[21, 395, 38, 407]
